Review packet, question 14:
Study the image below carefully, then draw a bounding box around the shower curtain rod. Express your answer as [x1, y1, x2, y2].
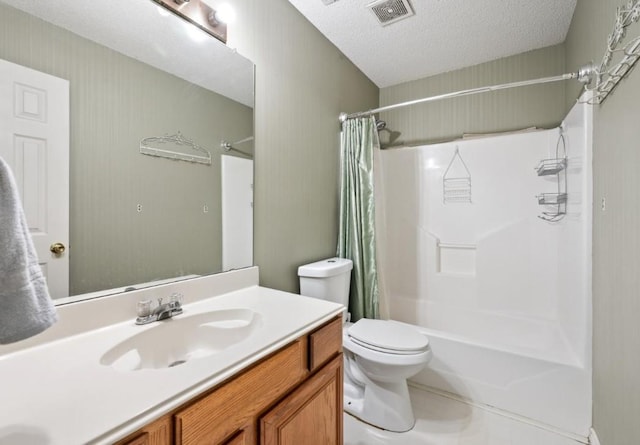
[221, 136, 254, 150]
[339, 63, 595, 122]
[221, 136, 254, 158]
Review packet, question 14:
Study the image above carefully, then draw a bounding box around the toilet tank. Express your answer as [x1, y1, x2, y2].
[298, 257, 353, 307]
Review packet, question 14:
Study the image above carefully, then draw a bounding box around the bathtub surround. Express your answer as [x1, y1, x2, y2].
[337, 116, 381, 321]
[376, 98, 592, 437]
[0, 158, 57, 344]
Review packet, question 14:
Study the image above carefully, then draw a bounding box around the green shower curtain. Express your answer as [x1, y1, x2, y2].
[337, 116, 380, 321]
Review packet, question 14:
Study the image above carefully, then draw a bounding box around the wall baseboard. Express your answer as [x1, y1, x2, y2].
[589, 428, 601, 445]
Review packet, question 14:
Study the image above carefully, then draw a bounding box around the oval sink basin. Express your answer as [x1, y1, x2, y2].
[100, 308, 262, 371]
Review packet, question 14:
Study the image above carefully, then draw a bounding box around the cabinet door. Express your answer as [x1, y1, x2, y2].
[260, 354, 343, 445]
[223, 430, 247, 445]
[175, 340, 307, 445]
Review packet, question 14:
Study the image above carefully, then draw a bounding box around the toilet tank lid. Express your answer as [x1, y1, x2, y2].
[298, 257, 353, 278]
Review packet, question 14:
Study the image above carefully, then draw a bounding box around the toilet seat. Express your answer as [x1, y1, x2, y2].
[349, 337, 425, 355]
[347, 319, 429, 355]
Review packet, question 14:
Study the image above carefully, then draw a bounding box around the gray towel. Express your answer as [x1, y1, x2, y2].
[0, 157, 57, 344]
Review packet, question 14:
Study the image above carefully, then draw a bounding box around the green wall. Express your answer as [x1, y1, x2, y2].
[230, 0, 379, 292]
[566, 2, 640, 444]
[379, 44, 567, 146]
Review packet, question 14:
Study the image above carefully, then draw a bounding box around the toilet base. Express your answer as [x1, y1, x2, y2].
[343, 361, 416, 432]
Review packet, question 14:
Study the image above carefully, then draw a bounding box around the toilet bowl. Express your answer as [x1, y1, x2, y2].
[342, 319, 431, 432]
[298, 258, 432, 432]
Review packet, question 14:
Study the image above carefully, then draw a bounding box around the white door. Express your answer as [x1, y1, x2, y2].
[0, 59, 70, 299]
[221, 155, 253, 270]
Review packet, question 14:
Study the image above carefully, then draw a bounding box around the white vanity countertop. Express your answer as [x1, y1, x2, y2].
[0, 280, 343, 445]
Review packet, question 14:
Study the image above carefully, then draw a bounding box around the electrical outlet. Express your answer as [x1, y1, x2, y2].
[601, 197, 606, 212]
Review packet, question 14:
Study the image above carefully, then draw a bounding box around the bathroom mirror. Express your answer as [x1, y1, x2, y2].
[0, 0, 254, 303]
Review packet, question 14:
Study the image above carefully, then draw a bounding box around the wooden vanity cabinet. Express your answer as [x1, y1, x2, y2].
[260, 354, 342, 445]
[115, 316, 343, 445]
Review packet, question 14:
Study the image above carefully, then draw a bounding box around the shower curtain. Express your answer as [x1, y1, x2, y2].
[337, 116, 380, 321]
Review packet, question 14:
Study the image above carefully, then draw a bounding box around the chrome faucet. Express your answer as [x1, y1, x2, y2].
[136, 293, 184, 325]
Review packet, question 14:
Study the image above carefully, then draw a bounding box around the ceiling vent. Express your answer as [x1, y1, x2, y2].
[367, 0, 414, 26]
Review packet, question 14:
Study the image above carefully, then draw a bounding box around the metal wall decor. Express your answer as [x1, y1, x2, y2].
[140, 131, 212, 165]
[585, 0, 640, 104]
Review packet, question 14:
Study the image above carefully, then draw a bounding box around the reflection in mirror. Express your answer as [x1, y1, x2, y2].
[0, 0, 255, 304]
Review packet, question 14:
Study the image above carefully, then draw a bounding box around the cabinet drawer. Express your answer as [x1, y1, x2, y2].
[175, 339, 307, 445]
[308, 316, 342, 372]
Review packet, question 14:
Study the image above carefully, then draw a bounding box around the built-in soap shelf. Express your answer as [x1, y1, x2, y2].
[437, 242, 477, 276]
[535, 131, 567, 222]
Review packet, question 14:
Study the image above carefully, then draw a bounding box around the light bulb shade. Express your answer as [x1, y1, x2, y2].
[215, 3, 236, 24]
[201, 0, 236, 24]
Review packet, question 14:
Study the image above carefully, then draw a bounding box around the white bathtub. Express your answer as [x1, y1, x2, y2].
[399, 319, 592, 439]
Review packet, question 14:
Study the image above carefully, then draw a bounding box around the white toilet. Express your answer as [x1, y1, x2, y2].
[298, 257, 432, 432]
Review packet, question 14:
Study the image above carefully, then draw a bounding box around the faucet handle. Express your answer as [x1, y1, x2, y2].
[137, 299, 153, 318]
[169, 293, 183, 305]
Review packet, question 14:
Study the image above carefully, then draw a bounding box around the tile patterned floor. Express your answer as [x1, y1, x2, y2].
[344, 387, 587, 445]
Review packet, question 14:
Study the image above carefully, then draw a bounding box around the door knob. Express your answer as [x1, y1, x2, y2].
[50, 242, 66, 255]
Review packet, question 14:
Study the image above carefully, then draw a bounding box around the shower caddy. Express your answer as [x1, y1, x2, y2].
[535, 130, 567, 222]
[443, 146, 472, 204]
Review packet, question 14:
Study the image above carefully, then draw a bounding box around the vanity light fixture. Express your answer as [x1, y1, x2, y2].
[205, 2, 236, 26]
[153, 0, 228, 43]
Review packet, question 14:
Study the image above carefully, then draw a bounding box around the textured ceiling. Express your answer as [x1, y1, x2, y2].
[288, 0, 578, 88]
[0, 0, 254, 107]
